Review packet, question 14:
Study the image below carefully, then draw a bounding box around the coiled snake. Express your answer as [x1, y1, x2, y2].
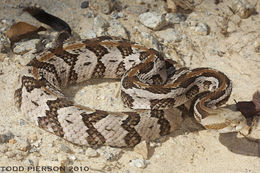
[14, 36, 247, 147]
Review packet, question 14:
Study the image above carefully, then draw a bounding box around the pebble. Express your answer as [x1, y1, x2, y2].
[129, 159, 149, 168]
[84, 30, 96, 39]
[139, 31, 163, 51]
[69, 155, 77, 161]
[13, 39, 40, 54]
[19, 119, 27, 126]
[5, 151, 16, 158]
[139, 12, 167, 30]
[93, 15, 109, 36]
[80, 1, 89, 8]
[29, 146, 38, 153]
[85, 11, 94, 18]
[15, 138, 30, 152]
[166, 0, 177, 13]
[98, 147, 122, 161]
[254, 40, 260, 52]
[85, 148, 99, 158]
[191, 22, 210, 36]
[166, 13, 185, 25]
[133, 141, 149, 159]
[108, 20, 129, 39]
[0, 131, 14, 143]
[60, 144, 72, 153]
[0, 145, 8, 153]
[111, 11, 124, 19]
[100, 0, 114, 14]
[156, 28, 181, 43]
[232, 0, 255, 19]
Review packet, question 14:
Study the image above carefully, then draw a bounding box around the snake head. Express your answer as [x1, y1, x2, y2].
[200, 107, 248, 133]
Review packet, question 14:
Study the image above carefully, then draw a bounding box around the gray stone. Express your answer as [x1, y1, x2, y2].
[93, 15, 110, 36]
[13, 39, 40, 54]
[85, 30, 97, 39]
[156, 28, 181, 43]
[140, 32, 163, 51]
[111, 11, 124, 19]
[108, 20, 129, 39]
[191, 22, 210, 36]
[99, 147, 122, 161]
[139, 12, 167, 30]
[232, 0, 255, 19]
[85, 148, 99, 158]
[166, 13, 185, 25]
[100, 0, 114, 14]
[19, 119, 26, 126]
[0, 131, 14, 143]
[80, 1, 89, 8]
[60, 144, 72, 153]
[16, 138, 30, 152]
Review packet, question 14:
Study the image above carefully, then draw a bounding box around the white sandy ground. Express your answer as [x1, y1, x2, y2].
[0, 0, 259, 172]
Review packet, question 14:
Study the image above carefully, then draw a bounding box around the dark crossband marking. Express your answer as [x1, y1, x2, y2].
[81, 110, 108, 146]
[121, 112, 141, 147]
[38, 98, 73, 137]
[151, 110, 171, 136]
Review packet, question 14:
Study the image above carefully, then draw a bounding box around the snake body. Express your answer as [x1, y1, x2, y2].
[14, 36, 247, 147]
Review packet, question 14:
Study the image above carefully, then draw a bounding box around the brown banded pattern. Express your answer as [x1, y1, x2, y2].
[14, 36, 246, 148]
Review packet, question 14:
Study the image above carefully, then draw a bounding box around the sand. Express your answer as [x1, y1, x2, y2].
[0, 0, 259, 172]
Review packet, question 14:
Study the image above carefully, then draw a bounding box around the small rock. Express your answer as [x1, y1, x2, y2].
[5, 151, 16, 158]
[60, 144, 72, 153]
[232, 0, 255, 19]
[100, 0, 114, 14]
[156, 28, 181, 43]
[134, 141, 149, 159]
[85, 148, 99, 158]
[166, 13, 185, 25]
[191, 22, 210, 36]
[254, 40, 260, 53]
[16, 139, 30, 152]
[111, 11, 124, 19]
[69, 155, 77, 161]
[129, 159, 149, 169]
[139, 12, 167, 30]
[166, 0, 177, 13]
[0, 145, 8, 153]
[80, 1, 89, 8]
[29, 146, 38, 153]
[85, 30, 97, 39]
[139, 31, 163, 51]
[93, 15, 110, 36]
[108, 20, 129, 39]
[99, 147, 122, 161]
[0, 131, 14, 143]
[85, 12, 94, 18]
[149, 141, 162, 147]
[13, 39, 39, 54]
[24, 159, 37, 166]
[19, 119, 27, 126]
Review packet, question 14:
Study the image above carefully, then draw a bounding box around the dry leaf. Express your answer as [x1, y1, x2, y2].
[5, 22, 45, 43]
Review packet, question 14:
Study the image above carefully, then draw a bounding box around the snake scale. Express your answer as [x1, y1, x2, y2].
[14, 36, 247, 147]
